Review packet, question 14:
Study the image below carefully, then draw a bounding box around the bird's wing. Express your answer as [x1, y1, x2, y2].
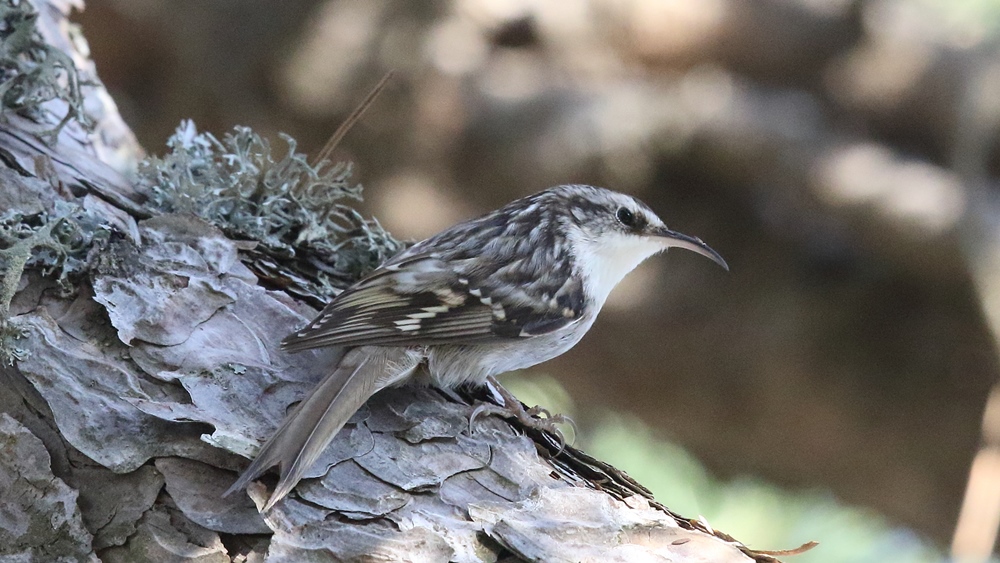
[281, 253, 586, 351]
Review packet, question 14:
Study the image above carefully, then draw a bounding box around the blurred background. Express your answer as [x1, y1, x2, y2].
[73, 0, 1000, 561]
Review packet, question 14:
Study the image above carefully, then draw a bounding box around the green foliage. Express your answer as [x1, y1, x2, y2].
[918, 0, 1000, 38]
[136, 121, 403, 298]
[0, 0, 93, 140]
[0, 202, 110, 364]
[504, 373, 949, 563]
[587, 417, 944, 563]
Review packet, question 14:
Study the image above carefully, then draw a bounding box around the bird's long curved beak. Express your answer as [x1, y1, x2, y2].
[653, 227, 729, 271]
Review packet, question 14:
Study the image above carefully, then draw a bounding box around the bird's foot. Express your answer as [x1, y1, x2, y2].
[468, 375, 577, 453]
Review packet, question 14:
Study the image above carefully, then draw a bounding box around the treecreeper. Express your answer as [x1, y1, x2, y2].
[226, 184, 728, 510]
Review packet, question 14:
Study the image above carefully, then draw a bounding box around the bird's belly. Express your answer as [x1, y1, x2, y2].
[425, 317, 594, 388]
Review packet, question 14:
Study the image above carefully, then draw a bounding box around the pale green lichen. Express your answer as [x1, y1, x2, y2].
[0, 120, 402, 361]
[0, 202, 110, 364]
[0, 0, 93, 141]
[136, 121, 403, 299]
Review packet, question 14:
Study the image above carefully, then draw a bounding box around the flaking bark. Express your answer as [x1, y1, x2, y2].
[0, 1, 779, 561]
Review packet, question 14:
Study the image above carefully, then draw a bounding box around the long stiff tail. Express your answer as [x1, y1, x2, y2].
[225, 346, 419, 511]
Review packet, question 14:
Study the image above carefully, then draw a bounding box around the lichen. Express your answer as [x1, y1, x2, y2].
[0, 118, 403, 361]
[0, 0, 93, 141]
[136, 121, 403, 300]
[0, 202, 109, 364]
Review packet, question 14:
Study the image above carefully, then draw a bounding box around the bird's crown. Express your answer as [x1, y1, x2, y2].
[524, 184, 667, 240]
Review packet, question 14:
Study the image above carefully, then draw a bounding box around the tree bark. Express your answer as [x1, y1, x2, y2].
[0, 1, 790, 561]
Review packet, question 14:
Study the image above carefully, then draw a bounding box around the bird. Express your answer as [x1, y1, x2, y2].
[225, 184, 728, 510]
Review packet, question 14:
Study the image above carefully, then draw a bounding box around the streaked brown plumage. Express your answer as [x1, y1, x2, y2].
[226, 185, 727, 510]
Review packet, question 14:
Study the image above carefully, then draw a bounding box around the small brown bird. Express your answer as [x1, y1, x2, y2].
[226, 184, 727, 510]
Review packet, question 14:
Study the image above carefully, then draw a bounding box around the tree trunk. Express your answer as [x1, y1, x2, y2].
[0, 1, 789, 561]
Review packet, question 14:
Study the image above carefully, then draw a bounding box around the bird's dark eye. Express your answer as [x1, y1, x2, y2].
[616, 207, 636, 227]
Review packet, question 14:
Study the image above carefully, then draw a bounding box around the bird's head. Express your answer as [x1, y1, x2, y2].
[551, 185, 728, 305]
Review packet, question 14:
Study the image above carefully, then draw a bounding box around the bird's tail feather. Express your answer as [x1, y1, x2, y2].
[225, 347, 418, 511]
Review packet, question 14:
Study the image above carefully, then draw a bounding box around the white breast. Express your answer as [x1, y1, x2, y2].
[569, 230, 665, 308]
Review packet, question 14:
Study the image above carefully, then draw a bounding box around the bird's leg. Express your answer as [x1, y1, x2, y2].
[469, 375, 577, 453]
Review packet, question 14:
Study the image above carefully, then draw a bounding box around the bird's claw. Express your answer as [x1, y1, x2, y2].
[468, 376, 576, 454]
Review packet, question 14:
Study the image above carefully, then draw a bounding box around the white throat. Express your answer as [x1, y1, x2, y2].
[570, 230, 664, 308]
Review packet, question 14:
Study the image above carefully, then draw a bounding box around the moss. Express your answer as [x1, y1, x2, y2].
[136, 121, 403, 301]
[0, 0, 94, 142]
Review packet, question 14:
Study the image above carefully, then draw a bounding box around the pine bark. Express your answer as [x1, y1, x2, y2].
[0, 1, 777, 561]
